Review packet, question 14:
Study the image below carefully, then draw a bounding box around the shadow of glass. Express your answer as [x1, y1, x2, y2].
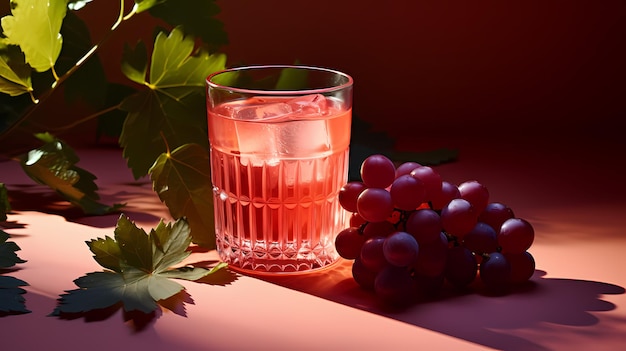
[260, 264, 625, 351]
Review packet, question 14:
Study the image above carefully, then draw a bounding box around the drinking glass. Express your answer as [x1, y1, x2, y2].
[206, 65, 353, 274]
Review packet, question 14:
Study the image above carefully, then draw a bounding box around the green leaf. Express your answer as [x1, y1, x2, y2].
[0, 183, 11, 222]
[149, 143, 215, 248]
[86, 236, 123, 273]
[0, 230, 26, 268]
[134, 0, 167, 13]
[119, 25, 226, 179]
[0, 276, 29, 313]
[57, 10, 107, 108]
[1, 0, 67, 73]
[0, 40, 33, 97]
[19, 133, 124, 215]
[68, 0, 93, 10]
[161, 262, 227, 280]
[275, 65, 308, 90]
[52, 215, 231, 315]
[148, 0, 229, 49]
[121, 41, 148, 86]
[114, 214, 153, 272]
[150, 217, 193, 272]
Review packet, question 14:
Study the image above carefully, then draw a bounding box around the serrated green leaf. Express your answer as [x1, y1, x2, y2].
[0, 230, 26, 268]
[0, 276, 29, 313]
[148, 0, 228, 49]
[87, 236, 123, 273]
[121, 41, 148, 86]
[68, 0, 93, 10]
[0, 41, 33, 97]
[161, 262, 227, 281]
[0, 183, 11, 222]
[113, 215, 153, 272]
[119, 26, 226, 179]
[134, 0, 167, 13]
[149, 25, 225, 88]
[1, 0, 67, 73]
[150, 218, 192, 272]
[149, 143, 215, 248]
[19, 133, 124, 215]
[53, 215, 231, 315]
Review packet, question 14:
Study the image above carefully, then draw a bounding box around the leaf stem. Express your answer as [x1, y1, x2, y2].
[25, 103, 124, 134]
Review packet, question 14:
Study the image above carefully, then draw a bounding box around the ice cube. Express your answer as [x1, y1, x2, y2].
[231, 98, 293, 121]
[287, 94, 328, 117]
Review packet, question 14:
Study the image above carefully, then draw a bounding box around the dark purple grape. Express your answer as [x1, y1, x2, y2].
[349, 212, 366, 228]
[480, 252, 511, 293]
[441, 198, 478, 239]
[505, 251, 536, 284]
[498, 218, 534, 254]
[360, 236, 388, 272]
[357, 188, 394, 223]
[405, 208, 442, 244]
[445, 246, 478, 288]
[409, 166, 442, 201]
[352, 256, 377, 290]
[431, 181, 461, 210]
[411, 232, 448, 277]
[335, 227, 366, 260]
[383, 231, 420, 267]
[463, 222, 498, 255]
[395, 161, 422, 178]
[478, 202, 515, 233]
[390, 174, 426, 211]
[360, 154, 396, 189]
[339, 181, 367, 213]
[362, 220, 396, 239]
[458, 180, 489, 213]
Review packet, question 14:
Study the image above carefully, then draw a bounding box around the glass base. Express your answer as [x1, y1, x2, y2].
[217, 238, 340, 275]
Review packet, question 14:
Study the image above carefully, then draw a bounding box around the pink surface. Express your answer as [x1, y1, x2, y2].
[1, 137, 625, 350]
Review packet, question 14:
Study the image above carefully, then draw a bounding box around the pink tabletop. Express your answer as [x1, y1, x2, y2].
[1, 134, 625, 351]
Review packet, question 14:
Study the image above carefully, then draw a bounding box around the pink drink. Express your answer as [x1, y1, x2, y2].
[208, 94, 351, 273]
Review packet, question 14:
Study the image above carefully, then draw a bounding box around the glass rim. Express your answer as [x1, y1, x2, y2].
[206, 64, 353, 96]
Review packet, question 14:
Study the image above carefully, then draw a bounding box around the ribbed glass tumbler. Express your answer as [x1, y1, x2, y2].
[206, 65, 353, 274]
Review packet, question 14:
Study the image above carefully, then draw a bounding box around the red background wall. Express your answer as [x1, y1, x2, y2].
[2, 1, 624, 150]
[216, 0, 625, 147]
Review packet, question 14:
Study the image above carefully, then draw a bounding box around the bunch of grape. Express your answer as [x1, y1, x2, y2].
[335, 154, 536, 306]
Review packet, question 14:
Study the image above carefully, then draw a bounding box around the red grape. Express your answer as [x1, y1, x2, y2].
[360, 154, 396, 188]
[458, 180, 489, 213]
[357, 188, 394, 223]
[339, 181, 367, 213]
[498, 218, 534, 254]
[441, 198, 478, 239]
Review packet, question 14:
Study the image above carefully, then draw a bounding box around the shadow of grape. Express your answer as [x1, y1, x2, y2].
[260, 265, 625, 351]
